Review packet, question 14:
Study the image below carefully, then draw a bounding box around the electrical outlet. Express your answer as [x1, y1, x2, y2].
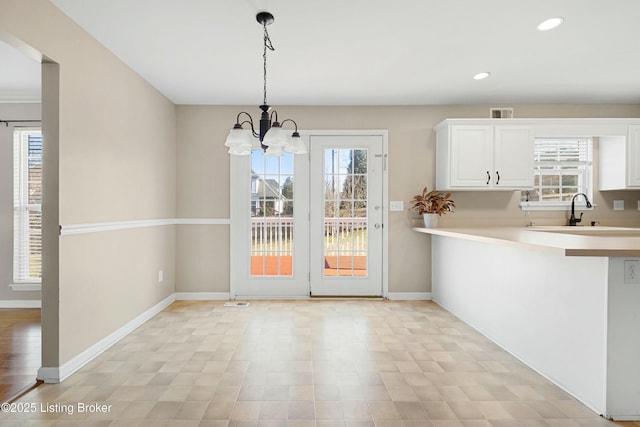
[158, 270, 164, 283]
[624, 260, 640, 284]
[613, 200, 624, 211]
[637, 200, 640, 211]
[390, 201, 404, 211]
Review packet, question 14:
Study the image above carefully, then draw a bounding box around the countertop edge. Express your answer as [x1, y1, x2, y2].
[412, 226, 640, 257]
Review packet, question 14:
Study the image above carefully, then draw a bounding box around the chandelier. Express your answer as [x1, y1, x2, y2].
[225, 12, 306, 156]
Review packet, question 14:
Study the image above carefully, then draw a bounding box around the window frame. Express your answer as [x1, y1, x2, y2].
[520, 137, 594, 211]
[12, 127, 43, 288]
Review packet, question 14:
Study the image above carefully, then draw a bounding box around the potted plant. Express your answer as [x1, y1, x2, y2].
[410, 186, 455, 228]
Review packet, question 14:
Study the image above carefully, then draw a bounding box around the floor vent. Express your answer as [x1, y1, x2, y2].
[223, 301, 250, 307]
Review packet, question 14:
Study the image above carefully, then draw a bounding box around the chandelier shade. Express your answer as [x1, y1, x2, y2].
[225, 12, 306, 156]
[263, 122, 287, 147]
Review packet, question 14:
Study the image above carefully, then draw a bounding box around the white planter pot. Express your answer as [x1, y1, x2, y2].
[423, 213, 439, 228]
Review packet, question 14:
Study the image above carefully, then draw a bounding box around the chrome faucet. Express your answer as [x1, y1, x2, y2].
[569, 193, 593, 226]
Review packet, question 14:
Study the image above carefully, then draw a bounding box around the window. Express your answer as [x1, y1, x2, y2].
[521, 137, 593, 210]
[13, 128, 43, 283]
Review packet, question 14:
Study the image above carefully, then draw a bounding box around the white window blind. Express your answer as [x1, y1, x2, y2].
[521, 138, 593, 209]
[13, 129, 43, 283]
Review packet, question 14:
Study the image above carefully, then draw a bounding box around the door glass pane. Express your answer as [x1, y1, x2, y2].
[251, 150, 294, 277]
[322, 148, 368, 277]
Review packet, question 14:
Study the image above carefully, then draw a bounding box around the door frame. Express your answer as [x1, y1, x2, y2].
[229, 130, 389, 299]
[308, 134, 384, 296]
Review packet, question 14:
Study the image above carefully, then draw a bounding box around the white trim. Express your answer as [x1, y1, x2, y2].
[38, 294, 176, 383]
[0, 299, 41, 308]
[381, 133, 389, 298]
[435, 118, 640, 132]
[175, 292, 231, 300]
[610, 416, 640, 422]
[0, 91, 41, 103]
[9, 283, 42, 291]
[229, 154, 247, 299]
[60, 218, 230, 235]
[387, 292, 433, 301]
[61, 219, 174, 235]
[174, 218, 230, 225]
[36, 367, 59, 384]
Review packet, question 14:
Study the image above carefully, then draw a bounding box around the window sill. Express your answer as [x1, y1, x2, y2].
[9, 283, 42, 292]
[520, 202, 596, 212]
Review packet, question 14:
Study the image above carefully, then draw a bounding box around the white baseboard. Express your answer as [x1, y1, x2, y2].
[38, 293, 176, 383]
[36, 367, 59, 384]
[175, 292, 231, 300]
[0, 299, 41, 308]
[609, 415, 640, 422]
[387, 292, 432, 301]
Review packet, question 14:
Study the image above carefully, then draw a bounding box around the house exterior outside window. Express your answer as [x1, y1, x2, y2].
[521, 137, 593, 210]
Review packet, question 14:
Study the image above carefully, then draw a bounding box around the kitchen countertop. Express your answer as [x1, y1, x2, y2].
[412, 226, 640, 257]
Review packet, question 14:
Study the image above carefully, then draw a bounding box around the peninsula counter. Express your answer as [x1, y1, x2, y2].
[415, 226, 640, 420]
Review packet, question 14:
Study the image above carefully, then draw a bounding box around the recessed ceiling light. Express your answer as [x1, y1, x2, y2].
[473, 72, 491, 80]
[537, 17, 564, 31]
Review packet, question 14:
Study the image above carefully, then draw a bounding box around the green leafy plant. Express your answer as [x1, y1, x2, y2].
[410, 186, 455, 216]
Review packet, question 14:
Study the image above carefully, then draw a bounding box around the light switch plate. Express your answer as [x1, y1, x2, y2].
[613, 200, 624, 211]
[390, 201, 404, 212]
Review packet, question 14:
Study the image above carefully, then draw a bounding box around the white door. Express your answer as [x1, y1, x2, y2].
[230, 132, 386, 298]
[309, 135, 384, 296]
[231, 149, 310, 298]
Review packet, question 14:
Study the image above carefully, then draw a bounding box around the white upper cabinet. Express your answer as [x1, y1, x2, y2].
[631, 125, 640, 187]
[599, 125, 640, 190]
[436, 121, 534, 191]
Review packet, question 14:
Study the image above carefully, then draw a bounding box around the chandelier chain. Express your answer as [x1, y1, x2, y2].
[263, 23, 275, 105]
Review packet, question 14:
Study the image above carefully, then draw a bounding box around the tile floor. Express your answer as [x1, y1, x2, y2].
[1, 300, 639, 427]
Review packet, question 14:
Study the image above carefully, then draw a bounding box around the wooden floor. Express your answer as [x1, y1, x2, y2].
[2, 300, 639, 426]
[0, 308, 41, 403]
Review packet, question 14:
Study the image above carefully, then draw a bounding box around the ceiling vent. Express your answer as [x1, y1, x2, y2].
[490, 108, 514, 119]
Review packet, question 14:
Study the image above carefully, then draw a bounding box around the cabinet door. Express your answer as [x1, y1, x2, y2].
[628, 125, 640, 187]
[493, 126, 534, 189]
[449, 125, 493, 188]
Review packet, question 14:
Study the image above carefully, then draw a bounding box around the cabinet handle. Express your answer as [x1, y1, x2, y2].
[496, 171, 500, 185]
[486, 171, 491, 185]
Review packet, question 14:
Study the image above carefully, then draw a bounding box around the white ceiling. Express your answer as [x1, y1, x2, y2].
[3, 0, 640, 105]
[0, 40, 41, 103]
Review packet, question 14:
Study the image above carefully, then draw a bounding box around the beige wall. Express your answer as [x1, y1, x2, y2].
[176, 104, 640, 295]
[0, 103, 41, 302]
[1, 0, 176, 366]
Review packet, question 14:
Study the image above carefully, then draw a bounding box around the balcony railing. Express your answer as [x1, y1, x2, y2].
[251, 217, 368, 256]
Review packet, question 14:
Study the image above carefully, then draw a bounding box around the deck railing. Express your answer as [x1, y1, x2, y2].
[251, 217, 368, 255]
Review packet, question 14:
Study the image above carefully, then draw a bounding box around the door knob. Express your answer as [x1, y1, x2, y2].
[374, 223, 382, 229]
